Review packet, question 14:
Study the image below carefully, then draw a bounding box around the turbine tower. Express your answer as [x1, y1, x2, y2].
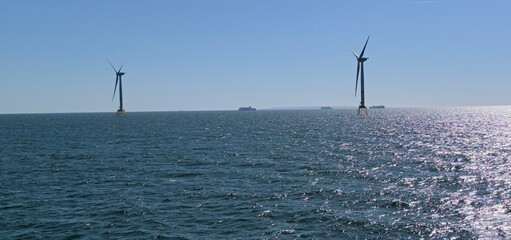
[108, 60, 126, 116]
[353, 36, 370, 115]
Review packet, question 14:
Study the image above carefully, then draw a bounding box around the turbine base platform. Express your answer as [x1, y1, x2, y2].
[358, 104, 367, 115]
[116, 108, 126, 116]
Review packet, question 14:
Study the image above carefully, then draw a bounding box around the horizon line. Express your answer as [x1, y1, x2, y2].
[1, 104, 511, 115]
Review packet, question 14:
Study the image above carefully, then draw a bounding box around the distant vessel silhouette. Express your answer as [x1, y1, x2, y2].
[369, 105, 385, 109]
[321, 106, 333, 110]
[239, 106, 256, 111]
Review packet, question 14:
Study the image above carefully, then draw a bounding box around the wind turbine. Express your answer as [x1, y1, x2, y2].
[108, 59, 126, 116]
[353, 36, 370, 115]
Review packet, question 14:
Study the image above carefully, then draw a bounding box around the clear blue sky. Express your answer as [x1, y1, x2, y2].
[1, 0, 510, 113]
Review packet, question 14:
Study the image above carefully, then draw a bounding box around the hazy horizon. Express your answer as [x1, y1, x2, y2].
[1, 104, 510, 115]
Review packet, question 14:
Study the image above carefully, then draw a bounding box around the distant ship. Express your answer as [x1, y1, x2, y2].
[239, 106, 256, 111]
[321, 106, 333, 110]
[369, 105, 385, 109]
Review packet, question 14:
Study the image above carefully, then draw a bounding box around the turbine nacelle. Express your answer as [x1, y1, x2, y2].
[117, 72, 125, 76]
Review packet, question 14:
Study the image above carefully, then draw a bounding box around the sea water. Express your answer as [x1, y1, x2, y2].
[1, 107, 510, 239]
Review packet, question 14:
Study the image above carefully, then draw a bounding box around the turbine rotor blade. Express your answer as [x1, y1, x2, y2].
[118, 63, 124, 73]
[112, 76, 119, 102]
[360, 36, 370, 58]
[355, 63, 360, 97]
[351, 50, 359, 59]
[107, 59, 118, 73]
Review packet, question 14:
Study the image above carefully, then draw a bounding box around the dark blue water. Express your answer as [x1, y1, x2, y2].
[1, 107, 511, 239]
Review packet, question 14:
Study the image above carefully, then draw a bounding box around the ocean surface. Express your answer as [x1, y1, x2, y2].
[1, 107, 511, 239]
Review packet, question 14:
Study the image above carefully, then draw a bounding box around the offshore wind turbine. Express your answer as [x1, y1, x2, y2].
[352, 36, 370, 115]
[108, 60, 126, 116]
